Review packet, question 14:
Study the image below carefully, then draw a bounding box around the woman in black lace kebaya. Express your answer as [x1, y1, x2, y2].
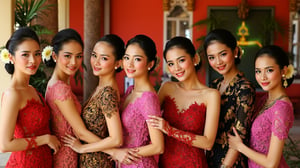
[204, 29, 256, 168]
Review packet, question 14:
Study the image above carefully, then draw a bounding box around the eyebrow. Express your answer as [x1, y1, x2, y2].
[207, 49, 227, 56]
[255, 66, 274, 69]
[167, 56, 185, 63]
[64, 51, 83, 55]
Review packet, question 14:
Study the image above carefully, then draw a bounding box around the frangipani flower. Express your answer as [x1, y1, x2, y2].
[42, 45, 53, 62]
[285, 64, 295, 79]
[0, 48, 10, 64]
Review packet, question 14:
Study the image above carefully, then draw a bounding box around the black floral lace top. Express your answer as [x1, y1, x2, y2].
[206, 72, 255, 168]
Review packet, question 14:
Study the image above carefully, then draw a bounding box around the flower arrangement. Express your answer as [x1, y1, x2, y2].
[286, 64, 296, 79]
[42, 45, 53, 62]
[0, 48, 10, 64]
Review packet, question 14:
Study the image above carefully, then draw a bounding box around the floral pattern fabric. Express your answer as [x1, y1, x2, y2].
[206, 72, 255, 168]
[5, 92, 53, 168]
[249, 99, 294, 168]
[120, 86, 162, 168]
[79, 86, 118, 168]
[45, 80, 81, 168]
[159, 96, 208, 168]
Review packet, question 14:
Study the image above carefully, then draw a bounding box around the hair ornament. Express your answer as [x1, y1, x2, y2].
[285, 64, 296, 79]
[0, 48, 10, 64]
[42, 45, 53, 62]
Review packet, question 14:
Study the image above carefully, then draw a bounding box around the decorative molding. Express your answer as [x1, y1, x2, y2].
[163, 0, 195, 11]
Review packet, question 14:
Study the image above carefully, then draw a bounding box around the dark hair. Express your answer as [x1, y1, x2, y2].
[255, 45, 294, 88]
[203, 28, 241, 64]
[97, 34, 125, 72]
[45, 28, 84, 67]
[163, 36, 200, 70]
[126, 34, 157, 72]
[4, 27, 40, 74]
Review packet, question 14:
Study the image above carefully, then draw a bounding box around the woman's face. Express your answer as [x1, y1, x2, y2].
[165, 47, 196, 81]
[11, 39, 41, 76]
[54, 40, 83, 76]
[90, 41, 118, 77]
[206, 41, 237, 76]
[255, 54, 283, 91]
[122, 43, 152, 79]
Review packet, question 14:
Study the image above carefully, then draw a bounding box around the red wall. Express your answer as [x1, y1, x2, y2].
[69, 0, 299, 102]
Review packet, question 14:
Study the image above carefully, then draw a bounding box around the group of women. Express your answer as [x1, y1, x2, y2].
[0, 27, 295, 168]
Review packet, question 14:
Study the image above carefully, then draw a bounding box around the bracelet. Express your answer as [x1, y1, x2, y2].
[220, 164, 230, 168]
[25, 137, 37, 150]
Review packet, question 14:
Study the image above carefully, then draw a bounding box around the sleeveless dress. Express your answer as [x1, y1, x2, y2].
[120, 86, 161, 168]
[159, 96, 208, 168]
[206, 72, 255, 168]
[5, 92, 53, 168]
[45, 80, 81, 168]
[249, 100, 294, 168]
[79, 86, 118, 168]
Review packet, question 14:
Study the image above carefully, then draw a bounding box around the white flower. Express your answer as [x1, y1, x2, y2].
[285, 64, 295, 79]
[42, 45, 53, 62]
[0, 48, 10, 64]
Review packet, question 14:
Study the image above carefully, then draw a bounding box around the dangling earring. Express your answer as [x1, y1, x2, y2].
[282, 74, 288, 88]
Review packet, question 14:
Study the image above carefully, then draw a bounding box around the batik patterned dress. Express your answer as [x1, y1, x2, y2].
[206, 72, 255, 168]
[79, 86, 118, 168]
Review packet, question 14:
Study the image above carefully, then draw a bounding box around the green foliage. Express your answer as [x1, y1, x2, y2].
[283, 136, 300, 167]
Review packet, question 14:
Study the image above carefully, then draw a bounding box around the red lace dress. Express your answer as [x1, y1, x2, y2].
[45, 80, 81, 168]
[159, 96, 208, 168]
[5, 93, 53, 168]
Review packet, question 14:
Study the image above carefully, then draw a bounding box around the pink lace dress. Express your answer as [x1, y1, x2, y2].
[120, 86, 161, 168]
[45, 80, 81, 168]
[159, 96, 208, 168]
[5, 92, 53, 168]
[249, 100, 294, 168]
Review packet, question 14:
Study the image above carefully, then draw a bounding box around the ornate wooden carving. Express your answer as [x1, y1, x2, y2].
[237, 0, 249, 19]
[163, 0, 195, 11]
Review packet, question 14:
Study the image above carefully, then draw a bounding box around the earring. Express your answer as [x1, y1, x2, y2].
[235, 55, 238, 58]
[194, 63, 197, 66]
[282, 74, 288, 88]
[148, 67, 151, 70]
[115, 66, 118, 70]
[54, 59, 56, 62]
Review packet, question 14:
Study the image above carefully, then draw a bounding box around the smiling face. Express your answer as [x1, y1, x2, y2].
[11, 39, 41, 76]
[122, 43, 152, 79]
[90, 41, 119, 77]
[206, 41, 237, 76]
[166, 47, 196, 81]
[54, 40, 83, 76]
[255, 54, 283, 91]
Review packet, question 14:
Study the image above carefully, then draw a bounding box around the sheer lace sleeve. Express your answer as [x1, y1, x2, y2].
[272, 101, 294, 140]
[142, 92, 162, 120]
[52, 81, 73, 101]
[99, 86, 119, 118]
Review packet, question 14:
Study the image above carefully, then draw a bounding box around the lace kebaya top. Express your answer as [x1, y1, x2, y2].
[46, 80, 81, 168]
[5, 92, 53, 168]
[120, 86, 161, 168]
[249, 100, 294, 168]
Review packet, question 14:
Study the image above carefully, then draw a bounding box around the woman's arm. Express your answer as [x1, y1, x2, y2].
[0, 90, 60, 154]
[148, 89, 220, 150]
[55, 99, 101, 143]
[229, 128, 284, 168]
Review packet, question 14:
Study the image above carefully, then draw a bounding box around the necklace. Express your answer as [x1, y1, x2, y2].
[259, 95, 288, 114]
